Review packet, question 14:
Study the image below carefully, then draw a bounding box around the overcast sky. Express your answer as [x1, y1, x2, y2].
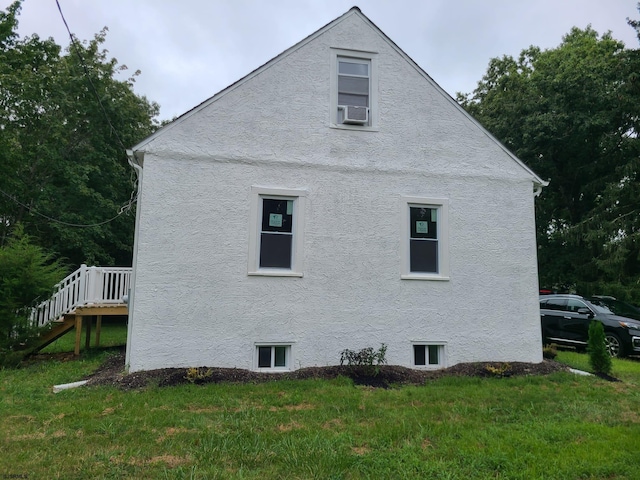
[3, 0, 639, 121]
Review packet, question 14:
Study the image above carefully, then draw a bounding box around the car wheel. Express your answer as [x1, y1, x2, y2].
[604, 333, 624, 358]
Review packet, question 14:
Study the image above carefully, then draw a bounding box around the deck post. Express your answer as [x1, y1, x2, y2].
[74, 315, 82, 356]
[95, 315, 102, 347]
[77, 264, 87, 306]
[86, 266, 98, 304]
[85, 316, 92, 350]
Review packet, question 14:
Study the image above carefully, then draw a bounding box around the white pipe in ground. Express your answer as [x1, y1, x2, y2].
[52, 380, 88, 393]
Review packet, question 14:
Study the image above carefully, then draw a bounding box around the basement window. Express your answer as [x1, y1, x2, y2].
[255, 344, 291, 371]
[413, 343, 446, 368]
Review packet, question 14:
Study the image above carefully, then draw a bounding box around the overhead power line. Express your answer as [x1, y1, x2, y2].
[0, 0, 139, 229]
[1, 0, 141, 229]
[0, 187, 133, 228]
[55, 0, 129, 153]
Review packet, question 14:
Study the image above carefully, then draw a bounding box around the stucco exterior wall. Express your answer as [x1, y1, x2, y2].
[126, 10, 543, 372]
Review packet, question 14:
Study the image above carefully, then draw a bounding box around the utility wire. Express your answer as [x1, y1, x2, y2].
[0, 187, 132, 228]
[55, 0, 129, 154]
[2, 0, 141, 229]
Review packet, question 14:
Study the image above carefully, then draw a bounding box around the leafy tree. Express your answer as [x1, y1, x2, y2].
[0, 1, 159, 267]
[0, 225, 67, 363]
[458, 23, 640, 299]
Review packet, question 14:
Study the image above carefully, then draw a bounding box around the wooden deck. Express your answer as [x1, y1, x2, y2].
[29, 265, 131, 355]
[34, 304, 128, 355]
[72, 304, 128, 355]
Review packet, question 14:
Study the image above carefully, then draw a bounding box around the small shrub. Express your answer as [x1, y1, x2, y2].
[484, 363, 512, 378]
[0, 349, 27, 368]
[543, 343, 558, 359]
[0, 226, 67, 367]
[185, 367, 213, 384]
[587, 321, 612, 375]
[340, 344, 387, 376]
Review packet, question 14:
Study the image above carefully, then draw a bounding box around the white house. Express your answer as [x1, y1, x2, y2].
[124, 7, 546, 373]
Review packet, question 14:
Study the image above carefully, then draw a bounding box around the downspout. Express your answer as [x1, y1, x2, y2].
[534, 185, 543, 197]
[533, 178, 549, 330]
[534, 179, 549, 197]
[124, 149, 144, 371]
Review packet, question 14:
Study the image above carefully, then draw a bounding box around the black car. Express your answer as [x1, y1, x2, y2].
[540, 294, 640, 357]
[588, 296, 640, 321]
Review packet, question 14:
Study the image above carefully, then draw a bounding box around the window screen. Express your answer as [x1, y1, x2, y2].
[414, 345, 426, 366]
[409, 206, 438, 273]
[414, 345, 441, 366]
[337, 58, 370, 123]
[428, 345, 439, 365]
[260, 198, 293, 268]
[274, 346, 287, 367]
[258, 346, 272, 368]
[257, 345, 288, 369]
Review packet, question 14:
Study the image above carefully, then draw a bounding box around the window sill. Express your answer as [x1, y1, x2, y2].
[413, 364, 446, 370]
[401, 274, 450, 281]
[249, 270, 303, 278]
[330, 123, 379, 132]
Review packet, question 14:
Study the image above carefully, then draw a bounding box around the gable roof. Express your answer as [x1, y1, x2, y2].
[132, 7, 546, 187]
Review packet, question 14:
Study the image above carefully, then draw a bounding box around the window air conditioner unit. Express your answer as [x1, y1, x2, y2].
[341, 105, 369, 125]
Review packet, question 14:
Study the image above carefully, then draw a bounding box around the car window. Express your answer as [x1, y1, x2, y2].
[610, 300, 633, 315]
[543, 299, 567, 311]
[566, 299, 589, 313]
[586, 298, 615, 314]
[591, 298, 635, 316]
[591, 303, 615, 314]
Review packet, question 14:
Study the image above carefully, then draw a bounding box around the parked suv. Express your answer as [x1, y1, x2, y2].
[588, 296, 640, 321]
[540, 294, 640, 357]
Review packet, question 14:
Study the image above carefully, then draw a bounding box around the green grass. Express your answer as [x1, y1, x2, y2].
[556, 349, 640, 383]
[40, 318, 128, 354]
[1, 348, 640, 479]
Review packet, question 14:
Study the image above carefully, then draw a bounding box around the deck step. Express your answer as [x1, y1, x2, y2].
[31, 315, 77, 353]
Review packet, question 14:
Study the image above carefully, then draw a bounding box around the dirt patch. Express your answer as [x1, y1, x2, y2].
[80, 347, 570, 390]
[26, 351, 78, 363]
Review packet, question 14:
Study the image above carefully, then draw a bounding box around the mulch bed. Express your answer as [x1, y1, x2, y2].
[70, 347, 571, 390]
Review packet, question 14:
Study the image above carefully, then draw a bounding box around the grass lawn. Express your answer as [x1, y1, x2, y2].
[556, 350, 640, 380]
[39, 317, 128, 354]
[1, 337, 640, 479]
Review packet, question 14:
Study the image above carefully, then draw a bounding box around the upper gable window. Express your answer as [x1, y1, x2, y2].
[330, 49, 378, 130]
[338, 58, 370, 125]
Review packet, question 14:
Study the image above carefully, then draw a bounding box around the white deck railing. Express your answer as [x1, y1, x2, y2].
[31, 264, 132, 328]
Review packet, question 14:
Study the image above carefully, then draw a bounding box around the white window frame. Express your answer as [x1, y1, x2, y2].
[330, 48, 378, 131]
[248, 186, 307, 277]
[254, 343, 292, 371]
[400, 196, 450, 281]
[411, 342, 447, 369]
